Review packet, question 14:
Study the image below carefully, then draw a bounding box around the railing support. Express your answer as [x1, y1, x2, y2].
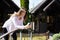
[20, 31, 22, 40]
[30, 31, 32, 40]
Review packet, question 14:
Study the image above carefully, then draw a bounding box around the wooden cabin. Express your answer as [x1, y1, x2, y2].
[30, 0, 60, 33]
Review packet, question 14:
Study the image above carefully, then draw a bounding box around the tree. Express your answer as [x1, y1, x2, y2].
[20, 0, 31, 24]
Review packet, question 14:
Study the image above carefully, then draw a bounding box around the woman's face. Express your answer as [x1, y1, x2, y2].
[20, 11, 26, 17]
[18, 10, 26, 19]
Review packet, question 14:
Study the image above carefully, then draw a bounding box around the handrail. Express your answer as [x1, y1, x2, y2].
[0, 28, 19, 39]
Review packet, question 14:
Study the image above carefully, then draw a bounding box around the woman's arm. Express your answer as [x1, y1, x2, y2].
[11, 16, 25, 29]
[11, 16, 31, 29]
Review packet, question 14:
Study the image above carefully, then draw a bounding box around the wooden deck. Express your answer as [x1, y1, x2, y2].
[0, 33, 49, 40]
[17, 33, 48, 40]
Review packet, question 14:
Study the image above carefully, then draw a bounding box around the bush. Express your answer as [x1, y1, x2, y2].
[53, 33, 60, 40]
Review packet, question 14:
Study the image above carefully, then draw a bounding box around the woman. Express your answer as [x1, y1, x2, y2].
[2, 8, 31, 40]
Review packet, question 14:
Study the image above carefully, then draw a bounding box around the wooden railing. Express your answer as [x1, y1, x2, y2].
[0, 29, 33, 40]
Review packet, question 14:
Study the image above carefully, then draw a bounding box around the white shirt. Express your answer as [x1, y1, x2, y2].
[2, 15, 25, 32]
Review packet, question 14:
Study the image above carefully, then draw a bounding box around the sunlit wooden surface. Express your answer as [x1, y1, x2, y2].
[17, 33, 48, 40]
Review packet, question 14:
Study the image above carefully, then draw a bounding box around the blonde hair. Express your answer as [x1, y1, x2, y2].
[17, 8, 26, 15]
[11, 8, 26, 17]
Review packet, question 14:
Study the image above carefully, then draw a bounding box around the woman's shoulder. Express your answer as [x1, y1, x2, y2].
[10, 12, 18, 17]
[10, 15, 17, 19]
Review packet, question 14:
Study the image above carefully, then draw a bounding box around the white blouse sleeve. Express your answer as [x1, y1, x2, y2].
[11, 16, 25, 29]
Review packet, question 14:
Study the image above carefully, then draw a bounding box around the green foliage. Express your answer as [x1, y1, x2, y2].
[24, 12, 31, 25]
[20, 0, 29, 10]
[53, 33, 60, 40]
[20, 0, 31, 24]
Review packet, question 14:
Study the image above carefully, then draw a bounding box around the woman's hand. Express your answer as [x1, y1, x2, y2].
[24, 23, 32, 29]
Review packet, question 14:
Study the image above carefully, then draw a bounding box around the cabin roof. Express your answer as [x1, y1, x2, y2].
[30, 0, 46, 13]
[0, 0, 20, 13]
[30, 0, 60, 16]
